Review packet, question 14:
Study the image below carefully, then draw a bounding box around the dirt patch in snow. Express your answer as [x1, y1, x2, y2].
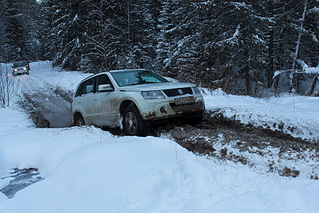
[163, 111, 319, 179]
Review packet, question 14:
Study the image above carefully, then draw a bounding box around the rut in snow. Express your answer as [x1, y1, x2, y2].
[19, 87, 73, 128]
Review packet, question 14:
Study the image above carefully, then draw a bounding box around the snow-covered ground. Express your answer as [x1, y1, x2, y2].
[204, 89, 319, 141]
[0, 61, 319, 213]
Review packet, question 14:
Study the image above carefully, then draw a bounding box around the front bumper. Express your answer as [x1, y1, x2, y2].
[12, 68, 29, 75]
[140, 96, 205, 121]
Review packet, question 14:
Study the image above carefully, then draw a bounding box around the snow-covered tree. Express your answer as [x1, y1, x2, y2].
[271, 0, 319, 94]
[43, 0, 160, 72]
[42, 0, 87, 70]
[0, 0, 40, 62]
[37, 0, 319, 95]
[179, 1, 271, 95]
[124, 0, 160, 70]
[0, 0, 8, 62]
[157, 0, 201, 80]
[78, 0, 129, 71]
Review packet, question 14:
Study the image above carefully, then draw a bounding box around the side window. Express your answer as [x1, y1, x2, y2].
[75, 82, 85, 97]
[96, 74, 113, 92]
[84, 78, 95, 94]
[75, 78, 95, 97]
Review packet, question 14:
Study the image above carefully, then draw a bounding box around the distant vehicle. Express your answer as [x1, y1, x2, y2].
[72, 69, 205, 136]
[12, 60, 30, 75]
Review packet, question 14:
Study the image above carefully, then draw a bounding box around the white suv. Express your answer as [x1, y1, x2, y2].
[72, 69, 205, 135]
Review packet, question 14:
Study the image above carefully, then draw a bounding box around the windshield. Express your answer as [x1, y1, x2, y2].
[110, 70, 168, 87]
[13, 61, 28, 67]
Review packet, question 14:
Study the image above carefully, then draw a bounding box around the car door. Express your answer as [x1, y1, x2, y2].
[92, 74, 119, 127]
[74, 77, 96, 124]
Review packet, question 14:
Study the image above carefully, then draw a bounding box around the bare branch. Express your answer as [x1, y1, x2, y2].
[0, 64, 20, 108]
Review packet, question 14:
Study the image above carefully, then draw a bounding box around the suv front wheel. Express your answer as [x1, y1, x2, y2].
[123, 105, 147, 136]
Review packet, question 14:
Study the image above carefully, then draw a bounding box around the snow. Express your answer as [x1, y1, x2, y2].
[216, 24, 240, 46]
[1, 61, 319, 213]
[19, 61, 88, 92]
[204, 88, 319, 141]
[299, 60, 319, 74]
[304, 66, 319, 74]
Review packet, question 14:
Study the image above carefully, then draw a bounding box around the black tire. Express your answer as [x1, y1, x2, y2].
[122, 105, 147, 136]
[73, 114, 85, 126]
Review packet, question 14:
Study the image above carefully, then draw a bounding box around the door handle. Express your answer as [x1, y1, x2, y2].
[93, 98, 98, 101]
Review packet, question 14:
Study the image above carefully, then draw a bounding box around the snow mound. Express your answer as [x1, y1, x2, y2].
[1, 123, 318, 213]
[204, 90, 319, 141]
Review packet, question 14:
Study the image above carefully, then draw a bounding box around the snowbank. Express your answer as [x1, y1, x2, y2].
[204, 88, 319, 141]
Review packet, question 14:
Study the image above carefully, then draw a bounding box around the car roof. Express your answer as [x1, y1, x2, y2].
[108, 69, 149, 73]
[79, 69, 151, 83]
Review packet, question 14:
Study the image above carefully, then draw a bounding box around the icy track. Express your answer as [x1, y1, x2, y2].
[0, 61, 319, 213]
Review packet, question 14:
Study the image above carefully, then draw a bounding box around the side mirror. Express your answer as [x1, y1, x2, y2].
[98, 84, 113, 92]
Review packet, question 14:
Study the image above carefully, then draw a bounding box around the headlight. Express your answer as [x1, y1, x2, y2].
[192, 87, 201, 95]
[141, 91, 165, 100]
[23, 67, 27, 70]
[14, 69, 18, 72]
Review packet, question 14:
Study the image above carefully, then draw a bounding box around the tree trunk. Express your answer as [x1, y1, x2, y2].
[306, 75, 318, 96]
[290, 0, 308, 93]
[244, 66, 251, 96]
[267, 0, 275, 88]
[273, 74, 280, 95]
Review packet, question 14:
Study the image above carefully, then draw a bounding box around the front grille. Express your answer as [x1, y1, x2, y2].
[163, 87, 193, 97]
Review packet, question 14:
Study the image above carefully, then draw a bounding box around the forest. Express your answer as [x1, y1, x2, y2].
[0, 0, 319, 96]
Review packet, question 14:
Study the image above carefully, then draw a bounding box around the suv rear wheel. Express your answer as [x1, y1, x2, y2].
[74, 114, 85, 126]
[123, 105, 147, 136]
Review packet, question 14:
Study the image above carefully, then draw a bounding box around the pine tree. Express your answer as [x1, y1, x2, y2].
[80, 0, 129, 72]
[2, 0, 40, 62]
[125, 0, 160, 70]
[179, 1, 271, 95]
[43, 0, 86, 70]
[271, 0, 319, 93]
[0, 0, 8, 62]
[43, 0, 161, 72]
[157, 0, 199, 79]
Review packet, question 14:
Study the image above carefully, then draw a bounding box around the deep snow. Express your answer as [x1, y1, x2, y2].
[0, 61, 319, 213]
